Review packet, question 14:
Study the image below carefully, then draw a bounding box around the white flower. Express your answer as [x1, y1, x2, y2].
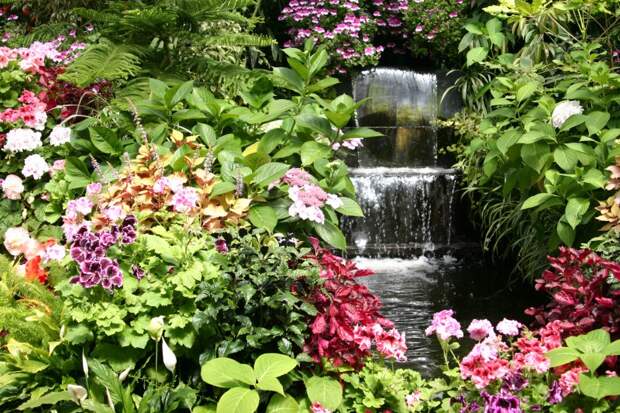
[118, 366, 132, 382]
[22, 154, 49, 180]
[3, 227, 30, 256]
[3, 128, 42, 152]
[552, 100, 583, 128]
[496, 318, 522, 336]
[261, 120, 283, 133]
[43, 244, 65, 262]
[147, 316, 165, 341]
[33, 110, 47, 131]
[1, 174, 24, 200]
[22, 238, 42, 260]
[82, 349, 89, 378]
[67, 384, 88, 404]
[161, 337, 177, 373]
[49, 125, 72, 146]
[326, 194, 343, 209]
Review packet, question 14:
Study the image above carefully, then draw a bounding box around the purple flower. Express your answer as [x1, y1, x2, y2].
[132, 265, 145, 280]
[481, 391, 521, 413]
[547, 381, 563, 404]
[502, 373, 528, 392]
[215, 238, 228, 254]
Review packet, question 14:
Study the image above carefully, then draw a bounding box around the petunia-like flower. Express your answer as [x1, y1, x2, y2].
[481, 390, 521, 413]
[425, 309, 463, 340]
[22, 154, 49, 180]
[467, 319, 494, 341]
[551, 101, 583, 128]
[496, 319, 522, 336]
[1, 174, 24, 200]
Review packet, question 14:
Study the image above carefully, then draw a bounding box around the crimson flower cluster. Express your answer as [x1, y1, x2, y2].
[526, 247, 620, 337]
[303, 237, 406, 367]
[69, 215, 137, 290]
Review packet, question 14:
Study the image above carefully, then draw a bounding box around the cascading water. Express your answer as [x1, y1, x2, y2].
[343, 68, 460, 257]
[344, 68, 539, 374]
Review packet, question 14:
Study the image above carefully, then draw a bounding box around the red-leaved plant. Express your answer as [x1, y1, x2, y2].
[526, 247, 620, 338]
[302, 238, 407, 368]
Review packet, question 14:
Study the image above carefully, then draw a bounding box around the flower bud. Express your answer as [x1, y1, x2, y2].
[67, 384, 87, 404]
[162, 337, 177, 373]
[147, 316, 165, 341]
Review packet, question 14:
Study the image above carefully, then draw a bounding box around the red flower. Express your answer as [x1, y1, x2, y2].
[25, 256, 48, 284]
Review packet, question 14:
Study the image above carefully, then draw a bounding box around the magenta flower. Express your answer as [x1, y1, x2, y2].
[425, 309, 463, 340]
[467, 319, 494, 341]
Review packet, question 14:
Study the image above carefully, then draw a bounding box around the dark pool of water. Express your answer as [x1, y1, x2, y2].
[355, 255, 544, 376]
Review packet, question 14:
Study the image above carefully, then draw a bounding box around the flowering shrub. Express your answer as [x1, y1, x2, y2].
[279, 0, 469, 72]
[526, 247, 620, 340]
[304, 237, 407, 367]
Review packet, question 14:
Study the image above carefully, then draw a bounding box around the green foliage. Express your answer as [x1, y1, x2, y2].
[60, 40, 142, 87]
[451, 0, 620, 276]
[201, 354, 297, 413]
[547, 329, 620, 400]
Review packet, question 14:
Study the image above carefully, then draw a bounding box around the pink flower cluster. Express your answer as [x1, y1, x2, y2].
[0, 39, 83, 74]
[0, 90, 47, 130]
[153, 176, 200, 213]
[425, 309, 463, 340]
[279, 168, 343, 224]
[353, 322, 407, 361]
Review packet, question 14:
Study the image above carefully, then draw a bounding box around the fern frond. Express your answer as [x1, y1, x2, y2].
[61, 40, 143, 87]
[199, 33, 274, 47]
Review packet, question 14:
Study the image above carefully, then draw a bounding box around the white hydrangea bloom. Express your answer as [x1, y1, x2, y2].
[49, 125, 72, 146]
[22, 154, 50, 180]
[551, 101, 583, 128]
[3, 128, 42, 152]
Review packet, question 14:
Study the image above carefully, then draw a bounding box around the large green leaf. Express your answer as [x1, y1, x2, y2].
[585, 111, 610, 135]
[300, 141, 331, 166]
[521, 193, 559, 210]
[201, 358, 256, 388]
[252, 162, 290, 187]
[545, 347, 579, 368]
[216, 387, 260, 413]
[466, 47, 488, 66]
[89, 127, 122, 155]
[553, 146, 579, 171]
[254, 354, 297, 380]
[266, 394, 299, 413]
[305, 377, 342, 411]
[557, 218, 575, 246]
[578, 374, 620, 400]
[521, 143, 550, 172]
[312, 222, 346, 250]
[336, 197, 364, 217]
[17, 391, 72, 410]
[565, 197, 589, 229]
[256, 377, 284, 395]
[248, 205, 278, 233]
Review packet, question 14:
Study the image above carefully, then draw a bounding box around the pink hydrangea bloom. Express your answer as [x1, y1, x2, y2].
[467, 319, 494, 341]
[282, 168, 312, 187]
[425, 309, 463, 340]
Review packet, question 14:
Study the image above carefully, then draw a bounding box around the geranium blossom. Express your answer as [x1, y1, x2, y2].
[467, 319, 494, 341]
[425, 309, 463, 340]
[3, 128, 42, 152]
[1, 174, 24, 200]
[497, 319, 522, 336]
[22, 154, 50, 180]
[3, 227, 31, 256]
[48, 125, 72, 146]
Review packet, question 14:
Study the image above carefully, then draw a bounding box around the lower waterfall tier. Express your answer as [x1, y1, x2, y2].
[343, 167, 458, 257]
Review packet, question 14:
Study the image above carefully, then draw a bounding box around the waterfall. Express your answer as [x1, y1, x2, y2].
[344, 68, 460, 257]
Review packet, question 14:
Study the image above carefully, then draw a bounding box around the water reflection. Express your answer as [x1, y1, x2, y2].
[355, 256, 542, 376]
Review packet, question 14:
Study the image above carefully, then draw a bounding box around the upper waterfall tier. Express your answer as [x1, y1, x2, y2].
[352, 68, 460, 128]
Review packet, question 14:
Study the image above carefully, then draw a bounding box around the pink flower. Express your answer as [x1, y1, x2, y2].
[52, 160, 65, 172]
[310, 402, 331, 413]
[86, 183, 102, 196]
[375, 328, 407, 361]
[406, 391, 421, 407]
[170, 187, 199, 213]
[467, 319, 494, 341]
[496, 319, 522, 336]
[282, 168, 312, 187]
[3, 227, 31, 256]
[559, 367, 587, 396]
[425, 309, 463, 340]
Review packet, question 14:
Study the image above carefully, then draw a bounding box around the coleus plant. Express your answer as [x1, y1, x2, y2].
[526, 247, 620, 339]
[303, 237, 407, 367]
